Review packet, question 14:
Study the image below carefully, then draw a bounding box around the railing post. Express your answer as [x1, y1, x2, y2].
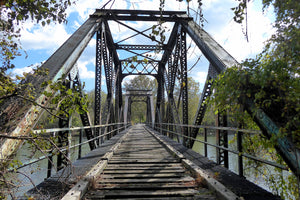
[47, 155, 53, 178]
[117, 123, 120, 135]
[216, 113, 229, 168]
[160, 123, 163, 135]
[237, 131, 244, 177]
[67, 130, 72, 160]
[204, 128, 208, 157]
[78, 129, 82, 159]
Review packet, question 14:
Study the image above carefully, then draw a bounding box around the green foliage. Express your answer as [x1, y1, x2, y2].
[42, 76, 89, 122]
[123, 75, 156, 91]
[211, 48, 300, 200]
[0, 0, 74, 133]
[211, 0, 300, 199]
[174, 77, 201, 124]
[0, 65, 48, 105]
[0, 0, 73, 71]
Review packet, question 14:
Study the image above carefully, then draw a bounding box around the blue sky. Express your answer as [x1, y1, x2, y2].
[11, 0, 275, 91]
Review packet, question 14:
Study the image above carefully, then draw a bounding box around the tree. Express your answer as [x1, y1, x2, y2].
[211, 0, 300, 199]
[123, 75, 156, 91]
[0, 0, 76, 126]
[0, 1, 77, 198]
[173, 77, 201, 124]
[0, 0, 72, 71]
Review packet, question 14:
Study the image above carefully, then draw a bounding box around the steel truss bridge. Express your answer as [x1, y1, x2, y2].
[0, 9, 299, 199]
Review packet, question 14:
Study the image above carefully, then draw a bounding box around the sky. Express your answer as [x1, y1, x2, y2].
[11, 0, 275, 92]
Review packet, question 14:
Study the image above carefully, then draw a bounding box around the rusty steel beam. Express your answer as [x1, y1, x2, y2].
[181, 19, 239, 73]
[91, 9, 192, 22]
[116, 44, 164, 51]
[0, 17, 100, 160]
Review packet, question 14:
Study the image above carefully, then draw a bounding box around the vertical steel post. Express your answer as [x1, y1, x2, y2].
[57, 116, 69, 170]
[78, 129, 82, 159]
[204, 128, 208, 157]
[47, 155, 53, 178]
[95, 29, 102, 147]
[155, 63, 165, 130]
[216, 112, 229, 168]
[237, 131, 243, 177]
[180, 29, 189, 147]
[115, 66, 122, 132]
[57, 78, 71, 171]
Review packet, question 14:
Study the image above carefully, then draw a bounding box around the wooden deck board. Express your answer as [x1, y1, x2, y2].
[83, 124, 217, 200]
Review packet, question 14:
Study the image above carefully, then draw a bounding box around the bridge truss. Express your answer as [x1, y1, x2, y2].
[0, 9, 299, 177]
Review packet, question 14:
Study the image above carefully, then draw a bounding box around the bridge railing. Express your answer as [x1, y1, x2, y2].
[8, 122, 130, 178]
[150, 122, 288, 177]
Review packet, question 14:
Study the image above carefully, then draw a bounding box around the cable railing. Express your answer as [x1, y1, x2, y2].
[150, 122, 288, 177]
[8, 122, 130, 177]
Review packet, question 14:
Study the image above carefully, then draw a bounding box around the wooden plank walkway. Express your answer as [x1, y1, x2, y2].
[24, 124, 279, 200]
[82, 125, 217, 199]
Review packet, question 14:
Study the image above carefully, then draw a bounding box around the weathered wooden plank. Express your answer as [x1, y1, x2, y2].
[109, 154, 174, 158]
[24, 128, 130, 199]
[146, 125, 282, 200]
[100, 172, 185, 178]
[95, 182, 197, 189]
[88, 197, 216, 200]
[84, 188, 200, 198]
[112, 153, 172, 157]
[105, 163, 183, 167]
[105, 166, 184, 170]
[109, 157, 175, 160]
[75, 125, 217, 200]
[95, 176, 195, 183]
[103, 169, 186, 173]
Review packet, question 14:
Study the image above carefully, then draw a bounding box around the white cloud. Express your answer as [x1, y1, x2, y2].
[191, 71, 207, 86]
[67, 0, 99, 20]
[13, 0, 275, 92]
[11, 62, 43, 77]
[202, 0, 274, 61]
[67, 0, 129, 20]
[77, 60, 95, 79]
[12, 66, 33, 76]
[20, 23, 70, 53]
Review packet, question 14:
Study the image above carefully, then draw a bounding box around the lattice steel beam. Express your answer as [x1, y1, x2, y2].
[180, 29, 189, 147]
[121, 61, 159, 75]
[57, 78, 71, 171]
[103, 21, 120, 67]
[182, 20, 239, 72]
[163, 29, 183, 141]
[91, 9, 192, 22]
[102, 21, 122, 124]
[72, 72, 96, 150]
[94, 29, 102, 146]
[116, 45, 164, 51]
[188, 64, 217, 148]
[161, 23, 179, 67]
[155, 63, 165, 125]
[216, 113, 229, 168]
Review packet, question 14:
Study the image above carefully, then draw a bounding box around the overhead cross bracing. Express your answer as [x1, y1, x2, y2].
[0, 8, 299, 181]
